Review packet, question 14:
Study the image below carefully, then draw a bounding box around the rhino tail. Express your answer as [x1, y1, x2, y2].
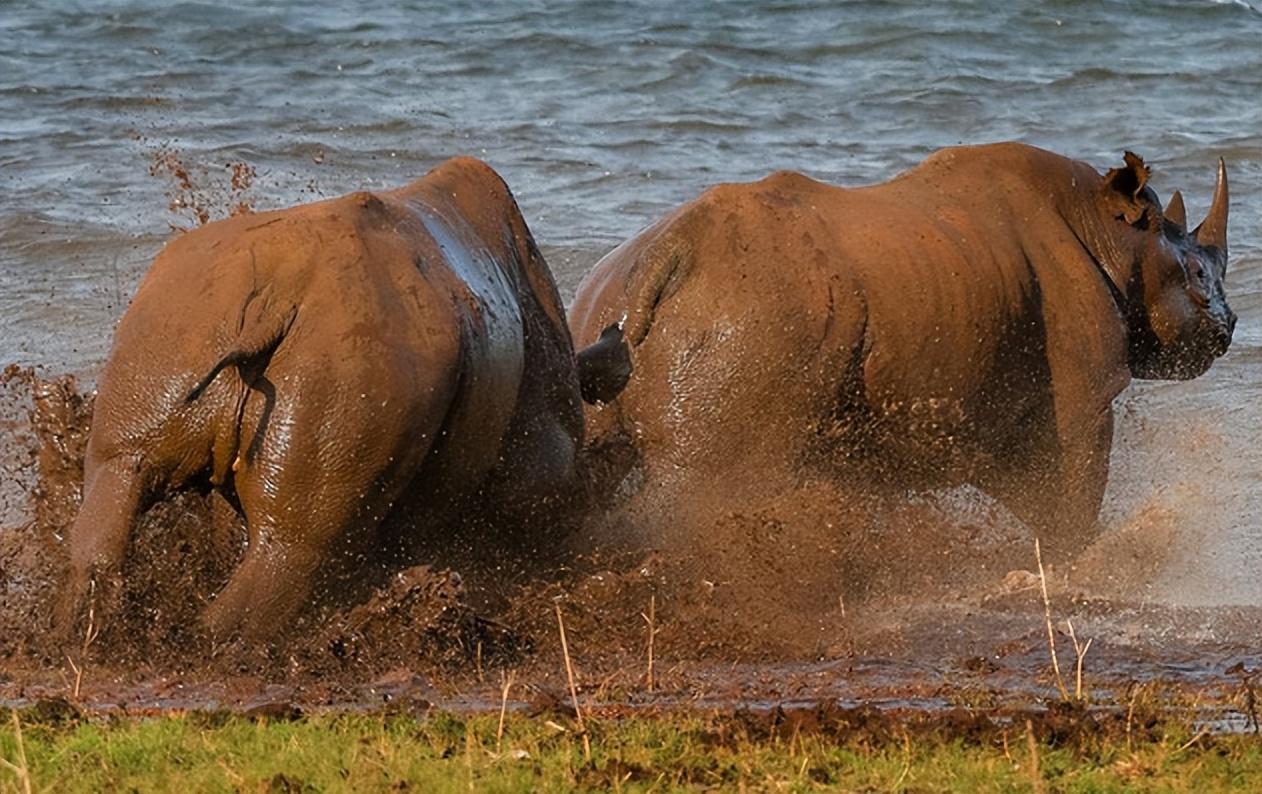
[621, 232, 693, 347]
[185, 303, 298, 403]
[577, 320, 632, 404]
[572, 232, 691, 405]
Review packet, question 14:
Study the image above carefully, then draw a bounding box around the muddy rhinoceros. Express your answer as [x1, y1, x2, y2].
[58, 157, 629, 640]
[569, 143, 1232, 554]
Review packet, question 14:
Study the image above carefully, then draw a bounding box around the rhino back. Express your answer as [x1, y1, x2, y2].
[91, 196, 465, 475]
[570, 145, 1131, 473]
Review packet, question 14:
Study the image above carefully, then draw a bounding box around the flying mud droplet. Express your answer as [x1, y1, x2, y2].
[147, 142, 258, 229]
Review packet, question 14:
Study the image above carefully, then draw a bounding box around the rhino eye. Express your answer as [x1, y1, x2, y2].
[1128, 212, 1151, 231]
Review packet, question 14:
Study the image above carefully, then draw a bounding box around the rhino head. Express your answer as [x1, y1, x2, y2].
[1100, 152, 1235, 380]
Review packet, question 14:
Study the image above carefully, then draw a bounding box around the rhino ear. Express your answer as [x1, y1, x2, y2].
[1104, 151, 1154, 225]
[1105, 151, 1150, 197]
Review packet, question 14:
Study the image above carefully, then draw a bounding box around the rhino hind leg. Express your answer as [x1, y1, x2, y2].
[202, 368, 455, 641]
[200, 518, 328, 641]
[202, 434, 402, 641]
[203, 449, 400, 642]
[56, 454, 144, 641]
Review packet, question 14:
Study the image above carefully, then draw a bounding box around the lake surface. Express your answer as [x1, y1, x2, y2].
[1, 0, 1260, 622]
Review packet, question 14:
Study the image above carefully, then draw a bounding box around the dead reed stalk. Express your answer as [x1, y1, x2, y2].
[0, 711, 32, 794]
[1242, 675, 1258, 733]
[1065, 619, 1094, 702]
[555, 603, 592, 763]
[1125, 682, 1140, 752]
[65, 579, 101, 701]
[1034, 539, 1069, 701]
[496, 669, 515, 756]
[641, 594, 656, 693]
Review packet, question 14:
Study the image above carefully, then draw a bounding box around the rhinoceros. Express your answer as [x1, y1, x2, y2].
[59, 157, 629, 640]
[569, 143, 1232, 554]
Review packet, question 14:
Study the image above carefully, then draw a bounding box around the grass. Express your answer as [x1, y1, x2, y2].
[1, 706, 1260, 792]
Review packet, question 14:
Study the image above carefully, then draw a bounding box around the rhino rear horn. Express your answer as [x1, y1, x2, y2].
[1194, 158, 1229, 251]
[577, 322, 633, 405]
[1164, 190, 1186, 231]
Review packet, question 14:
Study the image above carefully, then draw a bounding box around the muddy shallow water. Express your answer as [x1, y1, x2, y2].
[2, 0, 1261, 717]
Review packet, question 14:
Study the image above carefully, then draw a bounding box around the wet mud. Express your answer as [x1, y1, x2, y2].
[1, 367, 1258, 726]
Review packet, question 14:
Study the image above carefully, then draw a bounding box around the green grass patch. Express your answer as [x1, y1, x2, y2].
[1, 705, 1259, 792]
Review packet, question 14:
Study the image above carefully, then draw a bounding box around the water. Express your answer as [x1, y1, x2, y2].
[1, 1, 1260, 616]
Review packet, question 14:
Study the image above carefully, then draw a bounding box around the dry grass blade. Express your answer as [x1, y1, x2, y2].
[1125, 683, 1140, 752]
[0, 711, 33, 794]
[464, 720, 475, 791]
[1035, 539, 1069, 701]
[889, 729, 911, 791]
[1176, 726, 1210, 754]
[1025, 719, 1045, 794]
[555, 603, 592, 763]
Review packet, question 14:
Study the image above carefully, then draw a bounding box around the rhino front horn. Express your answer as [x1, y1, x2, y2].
[1164, 190, 1186, 230]
[1194, 158, 1229, 251]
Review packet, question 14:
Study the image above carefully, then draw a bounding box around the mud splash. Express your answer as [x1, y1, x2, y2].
[147, 143, 259, 230]
[0, 368, 1257, 720]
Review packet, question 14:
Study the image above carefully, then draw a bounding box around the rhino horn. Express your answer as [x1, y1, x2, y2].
[1194, 158, 1229, 251]
[1164, 190, 1186, 231]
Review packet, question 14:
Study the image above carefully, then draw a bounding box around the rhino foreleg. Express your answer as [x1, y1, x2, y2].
[984, 409, 1112, 559]
[1048, 410, 1113, 555]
